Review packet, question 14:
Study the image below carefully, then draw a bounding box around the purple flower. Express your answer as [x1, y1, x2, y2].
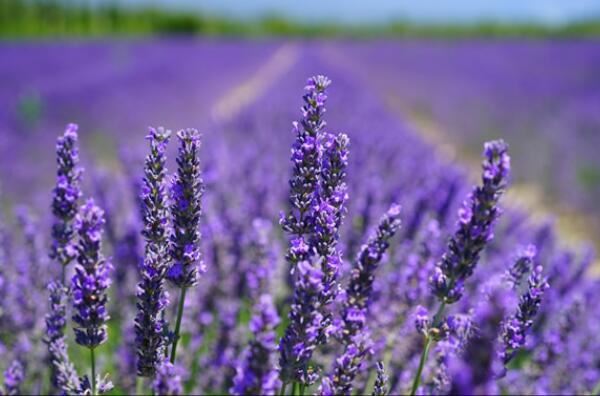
[341, 204, 402, 341]
[414, 306, 430, 336]
[2, 360, 24, 396]
[278, 260, 324, 385]
[279, 76, 333, 386]
[71, 199, 112, 349]
[315, 133, 350, 341]
[231, 294, 281, 395]
[322, 334, 372, 395]
[50, 124, 83, 276]
[135, 127, 172, 377]
[152, 360, 183, 396]
[372, 361, 388, 396]
[431, 140, 510, 304]
[505, 244, 537, 289]
[499, 265, 549, 373]
[167, 128, 204, 288]
[280, 75, 331, 249]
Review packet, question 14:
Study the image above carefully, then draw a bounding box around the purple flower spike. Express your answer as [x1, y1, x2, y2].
[431, 140, 510, 304]
[2, 360, 24, 396]
[323, 205, 400, 395]
[279, 259, 325, 385]
[499, 265, 549, 373]
[372, 361, 388, 396]
[71, 199, 112, 349]
[231, 294, 281, 395]
[505, 244, 537, 289]
[167, 128, 204, 288]
[279, 76, 333, 386]
[324, 334, 372, 395]
[50, 123, 83, 276]
[341, 204, 402, 341]
[280, 75, 331, 257]
[315, 132, 350, 341]
[152, 360, 183, 396]
[136, 127, 172, 377]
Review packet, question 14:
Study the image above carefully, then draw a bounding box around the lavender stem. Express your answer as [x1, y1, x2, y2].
[410, 301, 446, 396]
[91, 348, 96, 396]
[170, 287, 188, 364]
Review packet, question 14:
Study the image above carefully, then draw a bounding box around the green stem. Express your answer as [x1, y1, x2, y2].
[410, 302, 447, 396]
[292, 381, 299, 396]
[90, 348, 96, 396]
[410, 336, 431, 396]
[299, 383, 306, 396]
[170, 287, 188, 364]
[279, 382, 288, 396]
[591, 379, 600, 395]
[136, 377, 144, 395]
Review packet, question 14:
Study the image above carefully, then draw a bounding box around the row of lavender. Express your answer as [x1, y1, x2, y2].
[0, 57, 598, 396]
[336, 40, 600, 221]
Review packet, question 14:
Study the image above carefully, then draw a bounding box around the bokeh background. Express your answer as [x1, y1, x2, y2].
[1, 0, 600, 250]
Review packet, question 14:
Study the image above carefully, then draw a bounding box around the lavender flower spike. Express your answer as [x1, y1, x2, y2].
[323, 333, 371, 396]
[431, 139, 510, 304]
[279, 76, 332, 387]
[231, 294, 281, 395]
[325, 205, 401, 395]
[72, 199, 112, 395]
[50, 123, 82, 282]
[341, 204, 402, 340]
[44, 281, 69, 389]
[278, 259, 324, 385]
[280, 75, 331, 266]
[1, 360, 24, 396]
[72, 199, 112, 348]
[499, 265, 549, 373]
[168, 128, 204, 364]
[167, 128, 204, 288]
[135, 127, 172, 377]
[315, 133, 349, 340]
[372, 361, 388, 396]
[152, 360, 183, 396]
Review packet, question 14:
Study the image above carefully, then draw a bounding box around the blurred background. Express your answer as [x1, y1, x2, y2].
[1, 0, 600, 248]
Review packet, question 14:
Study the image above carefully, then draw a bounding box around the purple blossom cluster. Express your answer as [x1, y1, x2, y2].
[71, 199, 112, 349]
[50, 124, 82, 282]
[0, 63, 598, 396]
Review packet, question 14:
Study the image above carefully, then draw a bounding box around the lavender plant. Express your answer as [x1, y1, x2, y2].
[135, 127, 172, 378]
[231, 294, 281, 395]
[71, 199, 112, 395]
[412, 140, 510, 395]
[0, 61, 596, 396]
[167, 128, 205, 364]
[279, 75, 332, 389]
[499, 265, 549, 374]
[50, 123, 82, 284]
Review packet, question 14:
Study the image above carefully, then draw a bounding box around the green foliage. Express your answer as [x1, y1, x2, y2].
[2, 0, 600, 38]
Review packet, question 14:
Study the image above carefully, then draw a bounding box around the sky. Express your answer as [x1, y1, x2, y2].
[112, 0, 600, 25]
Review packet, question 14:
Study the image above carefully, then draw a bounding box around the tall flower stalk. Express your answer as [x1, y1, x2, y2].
[231, 294, 281, 395]
[50, 123, 83, 285]
[71, 199, 112, 395]
[324, 204, 401, 395]
[315, 132, 349, 340]
[135, 127, 172, 378]
[499, 265, 549, 375]
[279, 75, 331, 389]
[411, 140, 510, 395]
[167, 129, 204, 364]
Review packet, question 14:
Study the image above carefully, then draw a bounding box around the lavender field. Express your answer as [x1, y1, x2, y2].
[0, 40, 599, 396]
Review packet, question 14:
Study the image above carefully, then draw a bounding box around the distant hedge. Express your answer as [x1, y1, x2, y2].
[2, 0, 600, 38]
